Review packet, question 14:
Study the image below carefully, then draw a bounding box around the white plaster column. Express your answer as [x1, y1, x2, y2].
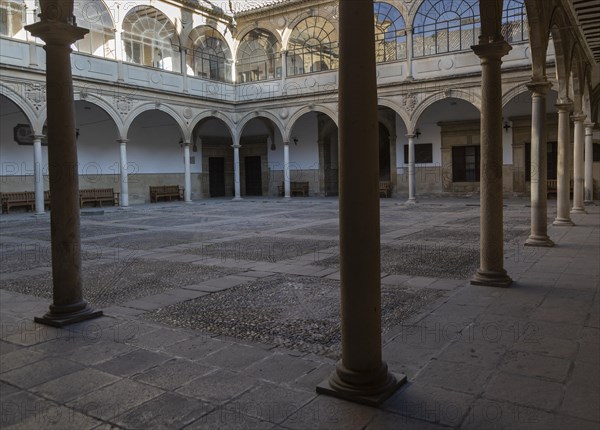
[114, 28, 124, 82]
[525, 80, 554, 247]
[183, 141, 192, 202]
[33, 135, 45, 214]
[283, 140, 291, 198]
[281, 50, 288, 94]
[316, 0, 404, 406]
[232, 138, 242, 200]
[470, 40, 513, 287]
[584, 122, 595, 203]
[117, 139, 129, 208]
[181, 48, 189, 93]
[26, 6, 102, 326]
[553, 101, 574, 226]
[571, 114, 587, 213]
[407, 133, 417, 203]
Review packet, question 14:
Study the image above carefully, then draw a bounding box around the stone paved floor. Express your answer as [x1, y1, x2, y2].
[0, 197, 598, 429]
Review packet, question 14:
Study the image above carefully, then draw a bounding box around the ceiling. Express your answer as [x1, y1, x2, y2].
[571, 0, 600, 63]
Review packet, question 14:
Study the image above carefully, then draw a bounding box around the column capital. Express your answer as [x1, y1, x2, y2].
[555, 100, 573, 112]
[406, 133, 417, 139]
[283, 140, 290, 146]
[471, 40, 512, 60]
[526, 80, 552, 96]
[25, 21, 88, 45]
[33, 134, 45, 141]
[572, 113, 587, 123]
[231, 143, 241, 149]
[117, 138, 129, 144]
[584, 122, 595, 131]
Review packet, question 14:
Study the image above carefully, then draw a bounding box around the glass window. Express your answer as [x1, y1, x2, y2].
[374, 2, 407, 63]
[452, 145, 480, 182]
[502, 0, 528, 43]
[237, 29, 280, 82]
[413, 0, 480, 58]
[73, 0, 115, 59]
[123, 6, 179, 72]
[404, 143, 434, 164]
[287, 16, 338, 76]
[0, 0, 24, 40]
[187, 26, 231, 82]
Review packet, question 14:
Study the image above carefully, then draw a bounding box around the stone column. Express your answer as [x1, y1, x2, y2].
[316, 0, 404, 406]
[33, 135, 45, 214]
[553, 101, 573, 226]
[405, 27, 414, 80]
[281, 50, 287, 95]
[181, 48, 189, 94]
[571, 114, 587, 213]
[525, 81, 554, 247]
[232, 139, 242, 200]
[406, 133, 417, 203]
[114, 28, 124, 82]
[118, 139, 129, 208]
[183, 141, 192, 202]
[584, 122, 595, 204]
[470, 40, 513, 288]
[389, 134, 398, 194]
[283, 140, 291, 198]
[26, 11, 102, 326]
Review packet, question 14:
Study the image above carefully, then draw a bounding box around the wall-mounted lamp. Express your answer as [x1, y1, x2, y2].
[293, 137, 299, 145]
[268, 136, 276, 151]
[503, 121, 512, 133]
[76, 128, 80, 140]
[178, 138, 183, 148]
[415, 129, 421, 139]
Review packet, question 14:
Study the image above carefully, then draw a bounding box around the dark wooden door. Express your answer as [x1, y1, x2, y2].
[209, 157, 225, 197]
[245, 156, 262, 196]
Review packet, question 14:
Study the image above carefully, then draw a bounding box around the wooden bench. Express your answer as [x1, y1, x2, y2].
[1, 191, 35, 214]
[149, 185, 184, 203]
[79, 188, 119, 208]
[547, 179, 573, 198]
[379, 181, 392, 198]
[278, 181, 309, 197]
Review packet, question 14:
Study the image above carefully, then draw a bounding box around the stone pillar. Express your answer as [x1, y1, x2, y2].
[525, 81, 554, 247]
[281, 50, 288, 95]
[183, 142, 192, 202]
[406, 133, 417, 203]
[553, 101, 574, 226]
[584, 122, 595, 204]
[470, 40, 513, 288]
[181, 48, 189, 94]
[33, 135, 45, 214]
[118, 139, 129, 208]
[316, 0, 404, 406]
[389, 134, 398, 193]
[26, 13, 102, 326]
[283, 140, 291, 198]
[571, 114, 587, 213]
[405, 27, 414, 80]
[114, 28, 124, 82]
[232, 139, 242, 200]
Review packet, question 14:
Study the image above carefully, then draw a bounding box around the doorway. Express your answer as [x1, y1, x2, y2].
[244, 156, 262, 196]
[209, 157, 225, 197]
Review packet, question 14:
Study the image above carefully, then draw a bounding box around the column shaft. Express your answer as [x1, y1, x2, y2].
[233, 140, 242, 200]
[572, 115, 586, 213]
[407, 134, 416, 203]
[25, 19, 102, 326]
[184, 142, 192, 202]
[525, 81, 554, 247]
[470, 41, 512, 287]
[118, 139, 129, 207]
[316, 0, 404, 405]
[33, 136, 45, 214]
[553, 102, 573, 226]
[584, 123, 594, 203]
[283, 141, 291, 198]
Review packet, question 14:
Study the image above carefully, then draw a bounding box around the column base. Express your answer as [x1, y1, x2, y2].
[571, 207, 587, 214]
[553, 218, 574, 226]
[33, 211, 47, 217]
[184, 200, 193, 204]
[118, 206, 131, 211]
[284, 196, 291, 200]
[584, 200, 595, 205]
[406, 198, 417, 205]
[471, 269, 512, 288]
[525, 235, 555, 247]
[232, 197, 243, 201]
[35, 303, 103, 328]
[317, 362, 406, 406]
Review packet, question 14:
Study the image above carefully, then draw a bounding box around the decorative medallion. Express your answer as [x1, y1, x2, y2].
[279, 108, 289, 119]
[183, 107, 193, 119]
[115, 96, 132, 116]
[402, 93, 417, 113]
[25, 84, 46, 111]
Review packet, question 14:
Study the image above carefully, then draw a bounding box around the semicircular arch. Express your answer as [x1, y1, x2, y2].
[285, 105, 338, 139]
[0, 84, 40, 132]
[124, 103, 188, 141]
[410, 89, 481, 130]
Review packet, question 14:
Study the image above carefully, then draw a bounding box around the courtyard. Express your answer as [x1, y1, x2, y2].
[0, 197, 598, 429]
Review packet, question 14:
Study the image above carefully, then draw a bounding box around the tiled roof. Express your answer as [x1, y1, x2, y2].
[231, 0, 293, 13]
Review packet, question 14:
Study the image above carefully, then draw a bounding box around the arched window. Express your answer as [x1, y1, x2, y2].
[413, 0, 480, 57]
[374, 2, 407, 63]
[0, 0, 25, 39]
[287, 16, 338, 76]
[122, 7, 179, 72]
[187, 26, 232, 82]
[74, 0, 115, 59]
[236, 29, 280, 82]
[502, 0, 528, 43]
